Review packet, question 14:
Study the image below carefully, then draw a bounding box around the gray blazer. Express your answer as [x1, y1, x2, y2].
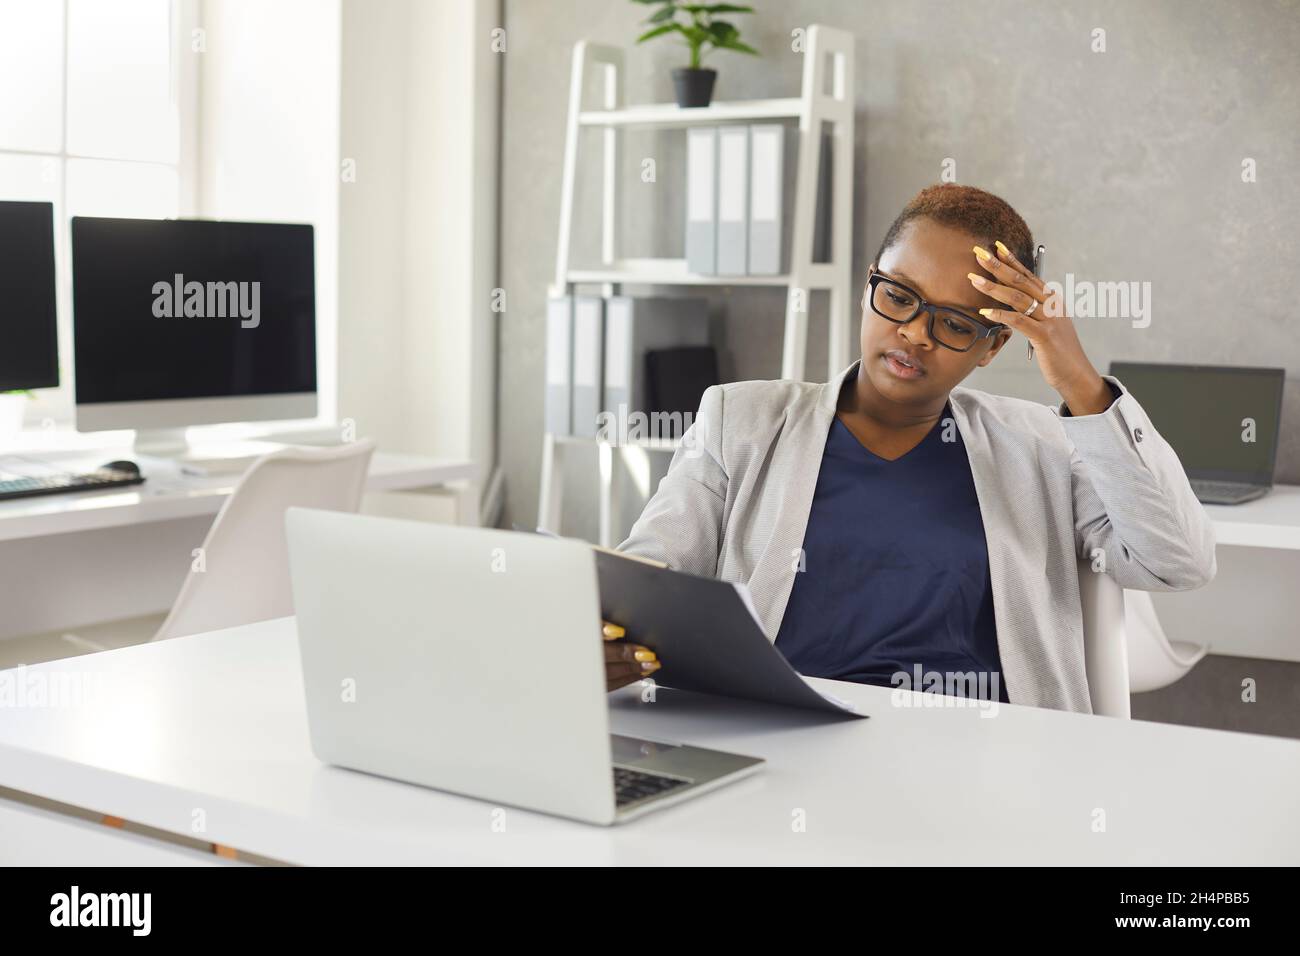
[617, 360, 1217, 713]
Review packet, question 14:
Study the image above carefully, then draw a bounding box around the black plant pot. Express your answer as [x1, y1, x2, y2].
[672, 68, 717, 108]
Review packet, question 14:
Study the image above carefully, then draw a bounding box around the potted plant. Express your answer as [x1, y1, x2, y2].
[633, 1, 758, 108]
[0, 390, 31, 434]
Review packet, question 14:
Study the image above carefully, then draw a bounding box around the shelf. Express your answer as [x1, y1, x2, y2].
[566, 259, 790, 287]
[543, 27, 856, 546]
[554, 434, 681, 452]
[577, 97, 802, 128]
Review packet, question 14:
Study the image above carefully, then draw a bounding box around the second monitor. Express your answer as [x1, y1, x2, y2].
[0, 200, 59, 392]
[71, 217, 317, 452]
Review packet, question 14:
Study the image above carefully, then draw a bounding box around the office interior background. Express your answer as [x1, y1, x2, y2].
[0, 0, 1298, 868]
[496, 0, 1300, 736]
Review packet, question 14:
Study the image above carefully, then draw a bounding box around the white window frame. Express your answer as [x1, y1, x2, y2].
[0, 0, 200, 434]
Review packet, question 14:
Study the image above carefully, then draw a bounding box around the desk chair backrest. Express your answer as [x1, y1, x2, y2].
[152, 441, 376, 642]
[1078, 563, 1131, 718]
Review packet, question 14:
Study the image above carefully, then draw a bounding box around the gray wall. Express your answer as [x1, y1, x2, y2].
[497, 0, 1300, 541]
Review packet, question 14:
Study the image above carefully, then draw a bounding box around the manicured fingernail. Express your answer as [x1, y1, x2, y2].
[641, 660, 661, 672]
[994, 240, 1010, 256]
[967, 272, 986, 285]
[633, 649, 657, 663]
[973, 245, 992, 261]
[979, 308, 993, 317]
[602, 622, 625, 639]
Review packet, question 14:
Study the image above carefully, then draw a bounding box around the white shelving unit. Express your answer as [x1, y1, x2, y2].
[540, 25, 855, 546]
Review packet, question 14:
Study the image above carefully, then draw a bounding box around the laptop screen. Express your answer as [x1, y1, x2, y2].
[1108, 362, 1285, 485]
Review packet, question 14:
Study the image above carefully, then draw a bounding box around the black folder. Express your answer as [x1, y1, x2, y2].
[595, 548, 865, 718]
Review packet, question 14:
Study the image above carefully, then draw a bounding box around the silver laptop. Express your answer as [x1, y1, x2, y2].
[285, 508, 763, 825]
[1109, 362, 1286, 505]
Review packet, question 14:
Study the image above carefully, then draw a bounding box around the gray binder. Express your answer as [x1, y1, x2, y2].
[570, 295, 604, 439]
[715, 126, 749, 275]
[685, 126, 718, 274]
[747, 124, 783, 275]
[544, 295, 573, 435]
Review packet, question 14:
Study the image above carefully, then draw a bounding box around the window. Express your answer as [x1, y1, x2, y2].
[0, 0, 196, 427]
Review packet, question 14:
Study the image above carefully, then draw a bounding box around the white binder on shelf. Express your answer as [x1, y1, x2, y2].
[544, 296, 573, 436]
[685, 126, 718, 275]
[570, 295, 604, 439]
[716, 126, 750, 276]
[748, 124, 784, 275]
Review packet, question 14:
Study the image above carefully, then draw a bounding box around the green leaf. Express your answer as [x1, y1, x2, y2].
[718, 38, 759, 55]
[686, 4, 754, 13]
[707, 20, 738, 42]
[679, 23, 711, 45]
[647, 5, 677, 22]
[636, 22, 683, 43]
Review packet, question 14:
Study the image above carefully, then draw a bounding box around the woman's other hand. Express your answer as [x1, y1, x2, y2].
[602, 620, 660, 691]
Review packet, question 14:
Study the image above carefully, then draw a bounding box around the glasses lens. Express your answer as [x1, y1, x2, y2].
[933, 309, 981, 350]
[871, 278, 919, 322]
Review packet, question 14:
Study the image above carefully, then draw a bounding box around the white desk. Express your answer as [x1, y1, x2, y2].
[0, 449, 477, 641]
[0, 449, 475, 542]
[1, 618, 1297, 866]
[1201, 483, 1300, 551]
[1148, 483, 1300, 663]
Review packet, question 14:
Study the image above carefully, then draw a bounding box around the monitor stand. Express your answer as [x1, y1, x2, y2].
[133, 428, 286, 476]
[132, 428, 190, 459]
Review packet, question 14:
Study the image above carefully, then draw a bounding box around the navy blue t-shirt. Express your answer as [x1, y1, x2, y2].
[774, 403, 1008, 703]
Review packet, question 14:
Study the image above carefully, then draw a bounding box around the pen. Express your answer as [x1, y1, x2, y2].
[1030, 243, 1045, 361]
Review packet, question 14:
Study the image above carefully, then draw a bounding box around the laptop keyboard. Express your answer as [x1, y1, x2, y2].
[613, 766, 691, 807]
[1191, 480, 1265, 505]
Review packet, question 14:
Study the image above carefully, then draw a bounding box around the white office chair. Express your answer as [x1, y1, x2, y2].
[1079, 564, 1132, 718]
[1078, 566, 1211, 716]
[151, 440, 376, 643]
[1123, 589, 1209, 693]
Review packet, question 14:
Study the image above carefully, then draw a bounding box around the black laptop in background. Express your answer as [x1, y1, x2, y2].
[1108, 362, 1286, 505]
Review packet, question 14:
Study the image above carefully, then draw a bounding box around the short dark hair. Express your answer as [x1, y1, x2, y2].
[874, 183, 1035, 270]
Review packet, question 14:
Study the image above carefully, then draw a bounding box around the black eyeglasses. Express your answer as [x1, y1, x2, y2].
[865, 268, 1007, 353]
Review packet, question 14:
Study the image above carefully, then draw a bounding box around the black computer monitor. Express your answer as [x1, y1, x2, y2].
[0, 200, 59, 390]
[71, 217, 317, 435]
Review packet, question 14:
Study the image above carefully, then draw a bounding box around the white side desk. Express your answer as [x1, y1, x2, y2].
[1, 618, 1297, 866]
[0, 450, 477, 642]
[1201, 483, 1300, 551]
[1149, 483, 1300, 663]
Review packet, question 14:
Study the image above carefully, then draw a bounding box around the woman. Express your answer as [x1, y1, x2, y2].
[603, 183, 1215, 713]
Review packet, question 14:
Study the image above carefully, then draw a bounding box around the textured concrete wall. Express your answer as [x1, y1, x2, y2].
[498, 0, 1300, 541]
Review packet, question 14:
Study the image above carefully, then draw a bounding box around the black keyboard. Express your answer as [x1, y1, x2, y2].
[1190, 479, 1268, 505]
[0, 468, 145, 501]
[613, 766, 691, 807]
